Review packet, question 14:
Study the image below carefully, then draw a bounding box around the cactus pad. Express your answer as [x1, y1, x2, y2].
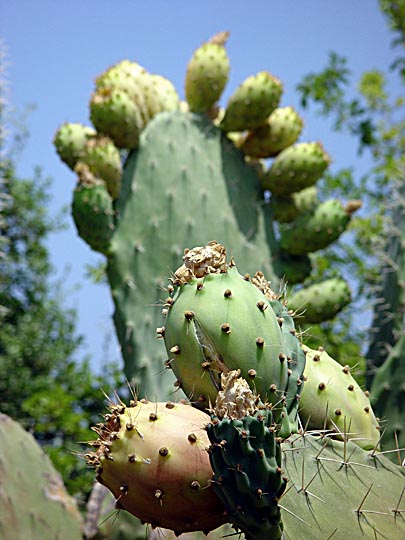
[0, 414, 83, 540]
[206, 373, 286, 540]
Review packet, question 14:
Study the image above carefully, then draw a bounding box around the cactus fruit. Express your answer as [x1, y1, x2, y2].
[53, 122, 96, 169]
[262, 142, 330, 196]
[241, 106, 304, 158]
[269, 186, 318, 224]
[163, 242, 289, 417]
[148, 74, 180, 114]
[95, 59, 150, 124]
[85, 399, 226, 535]
[279, 199, 362, 255]
[0, 414, 83, 540]
[71, 164, 115, 254]
[185, 32, 230, 113]
[78, 135, 122, 199]
[206, 372, 286, 540]
[90, 87, 144, 148]
[220, 72, 283, 132]
[299, 346, 380, 450]
[288, 277, 351, 324]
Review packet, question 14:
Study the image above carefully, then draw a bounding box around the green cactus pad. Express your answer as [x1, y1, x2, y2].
[72, 176, 115, 254]
[164, 263, 289, 413]
[87, 400, 226, 535]
[279, 199, 356, 255]
[53, 122, 96, 169]
[0, 414, 83, 540]
[241, 106, 304, 158]
[299, 346, 380, 450]
[288, 277, 351, 324]
[220, 72, 283, 132]
[185, 32, 230, 113]
[206, 407, 286, 540]
[78, 136, 122, 199]
[90, 87, 144, 148]
[262, 142, 330, 196]
[281, 434, 405, 540]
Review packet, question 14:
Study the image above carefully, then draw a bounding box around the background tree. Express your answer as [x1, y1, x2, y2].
[0, 56, 124, 503]
[295, 0, 405, 455]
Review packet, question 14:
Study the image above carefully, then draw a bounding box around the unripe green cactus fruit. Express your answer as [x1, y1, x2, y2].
[78, 135, 122, 199]
[90, 87, 144, 148]
[163, 249, 289, 415]
[288, 277, 351, 324]
[95, 60, 150, 124]
[72, 164, 115, 254]
[220, 72, 283, 132]
[262, 142, 330, 195]
[269, 186, 318, 224]
[299, 346, 380, 450]
[241, 106, 304, 158]
[148, 74, 180, 114]
[86, 399, 226, 535]
[53, 122, 96, 169]
[279, 199, 361, 255]
[185, 32, 230, 113]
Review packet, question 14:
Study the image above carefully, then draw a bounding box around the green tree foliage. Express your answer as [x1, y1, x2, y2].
[295, 2, 405, 396]
[0, 79, 124, 503]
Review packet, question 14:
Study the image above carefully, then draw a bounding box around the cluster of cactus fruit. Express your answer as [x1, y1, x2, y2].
[78, 241, 403, 540]
[22, 31, 402, 539]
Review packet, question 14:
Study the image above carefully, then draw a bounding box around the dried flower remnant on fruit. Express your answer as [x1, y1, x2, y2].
[251, 271, 279, 300]
[215, 370, 258, 419]
[174, 241, 227, 284]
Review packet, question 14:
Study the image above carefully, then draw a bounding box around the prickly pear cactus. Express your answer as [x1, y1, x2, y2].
[54, 32, 360, 401]
[85, 398, 226, 535]
[0, 414, 83, 540]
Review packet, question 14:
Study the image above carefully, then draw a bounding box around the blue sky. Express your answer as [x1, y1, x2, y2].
[1, 1, 398, 370]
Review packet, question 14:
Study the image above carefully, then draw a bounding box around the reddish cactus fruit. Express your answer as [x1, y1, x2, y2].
[86, 399, 226, 535]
